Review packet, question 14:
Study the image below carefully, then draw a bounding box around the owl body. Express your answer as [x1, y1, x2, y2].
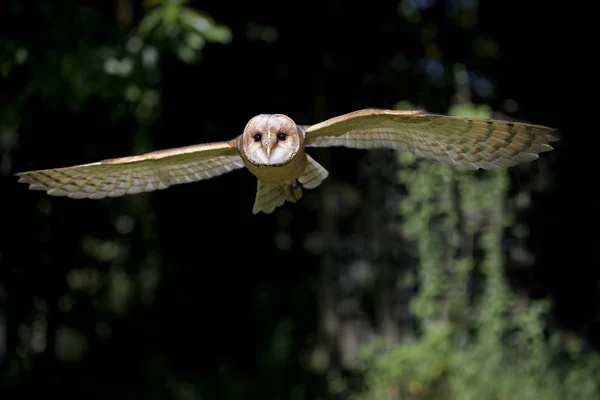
[16, 108, 558, 214]
[237, 115, 322, 213]
[242, 152, 308, 184]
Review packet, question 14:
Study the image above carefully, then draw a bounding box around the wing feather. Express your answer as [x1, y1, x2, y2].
[304, 109, 558, 169]
[16, 140, 244, 199]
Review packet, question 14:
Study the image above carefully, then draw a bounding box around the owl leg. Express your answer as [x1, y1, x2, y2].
[252, 156, 329, 214]
[279, 154, 329, 206]
[283, 181, 303, 203]
[298, 154, 329, 189]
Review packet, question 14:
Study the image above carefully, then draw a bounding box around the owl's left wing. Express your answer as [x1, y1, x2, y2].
[303, 109, 558, 169]
[16, 140, 244, 199]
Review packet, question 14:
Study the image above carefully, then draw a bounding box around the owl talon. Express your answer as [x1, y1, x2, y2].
[284, 181, 303, 202]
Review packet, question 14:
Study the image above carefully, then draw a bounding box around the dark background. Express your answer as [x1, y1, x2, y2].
[1, 1, 597, 399]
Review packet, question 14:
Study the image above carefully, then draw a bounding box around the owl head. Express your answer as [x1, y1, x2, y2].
[241, 114, 303, 166]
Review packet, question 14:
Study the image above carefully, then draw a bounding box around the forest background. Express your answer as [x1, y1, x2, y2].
[1, 1, 598, 399]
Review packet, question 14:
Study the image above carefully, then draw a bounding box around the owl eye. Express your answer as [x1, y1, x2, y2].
[277, 132, 287, 141]
[253, 133, 262, 142]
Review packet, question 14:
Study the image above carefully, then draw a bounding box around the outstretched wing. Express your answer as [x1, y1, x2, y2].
[16, 140, 244, 199]
[303, 109, 558, 169]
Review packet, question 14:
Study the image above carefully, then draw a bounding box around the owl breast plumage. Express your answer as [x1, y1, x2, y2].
[16, 108, 558, 214]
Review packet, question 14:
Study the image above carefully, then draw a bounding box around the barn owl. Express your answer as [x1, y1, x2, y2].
[16, 109, 557, 214]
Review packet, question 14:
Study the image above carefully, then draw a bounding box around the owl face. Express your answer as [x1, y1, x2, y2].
[241, 114, 303, 167]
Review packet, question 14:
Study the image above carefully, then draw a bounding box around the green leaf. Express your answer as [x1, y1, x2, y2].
[184, 31, 205, 50]
[176, 44, 198, 64]
[139, 7, 164, 36]
[203, 25, 233, 43]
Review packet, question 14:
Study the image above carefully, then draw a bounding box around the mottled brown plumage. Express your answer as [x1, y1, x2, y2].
[16, 109, 558, 214]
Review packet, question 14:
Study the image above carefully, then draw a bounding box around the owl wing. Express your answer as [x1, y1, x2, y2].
[16, 140, 245, 199]
[303, 109, 558, 169]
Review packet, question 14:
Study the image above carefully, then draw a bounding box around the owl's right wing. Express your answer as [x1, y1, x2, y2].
[16, 140, 245, 199]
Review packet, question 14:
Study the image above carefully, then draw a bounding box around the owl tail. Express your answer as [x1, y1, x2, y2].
[252, 155, 329, 214]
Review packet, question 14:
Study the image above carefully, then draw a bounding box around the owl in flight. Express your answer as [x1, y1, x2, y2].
[16, 109, 557, 214]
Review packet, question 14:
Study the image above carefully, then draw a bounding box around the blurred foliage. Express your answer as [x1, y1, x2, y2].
[140, 0, 232, 64]
[352, 104, 600, 399]
[0, 0, 231, 127]
[355, 324, 600, 400]
[1, 1, 234, 396]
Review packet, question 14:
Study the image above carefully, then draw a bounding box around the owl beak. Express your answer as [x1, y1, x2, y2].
[265, 145, 272, 158]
